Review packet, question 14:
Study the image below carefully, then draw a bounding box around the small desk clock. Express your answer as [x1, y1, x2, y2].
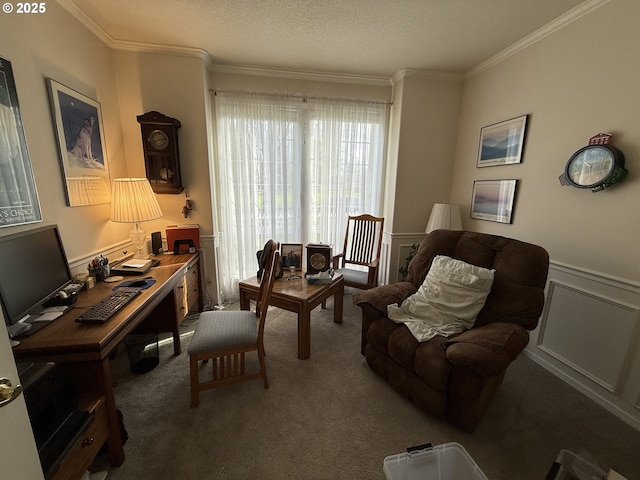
[305, 244, 332, 274]
[137, 111, 183, 194]
[559, 133, 628, 192]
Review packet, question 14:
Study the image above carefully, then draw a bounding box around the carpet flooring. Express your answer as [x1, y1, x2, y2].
[97, 293, 640, 479]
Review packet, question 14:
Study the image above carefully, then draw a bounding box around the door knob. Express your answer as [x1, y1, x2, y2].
[0, 378, 24, 408]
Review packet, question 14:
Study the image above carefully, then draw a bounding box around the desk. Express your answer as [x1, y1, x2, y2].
[239, 273, 344, 359]
[12, 252, 201, 474]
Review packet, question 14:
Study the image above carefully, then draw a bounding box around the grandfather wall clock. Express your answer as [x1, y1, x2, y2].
[137, 111, 183, 193]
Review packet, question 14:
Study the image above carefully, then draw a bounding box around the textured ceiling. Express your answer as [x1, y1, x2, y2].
[65, 0, 591, 77]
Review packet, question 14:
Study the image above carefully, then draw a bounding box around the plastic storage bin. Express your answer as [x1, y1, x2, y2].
[545, 450, 606, 480]
[384, 442, 488, 480]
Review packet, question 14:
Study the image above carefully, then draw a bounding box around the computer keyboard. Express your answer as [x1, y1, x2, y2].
[75, 287, 142, 324]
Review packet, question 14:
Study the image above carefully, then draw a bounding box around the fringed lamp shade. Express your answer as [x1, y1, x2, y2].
[425, 203, 462, 233]
[111, 178, 162, 258]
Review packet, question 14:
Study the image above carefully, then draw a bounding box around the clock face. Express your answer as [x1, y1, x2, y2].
[310, 252, 327, 270]
[148, 129, 169, 150]
[566, 146, 614, 187]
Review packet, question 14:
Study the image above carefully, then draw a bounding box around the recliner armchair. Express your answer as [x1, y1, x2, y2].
[354, 230, 549, 431]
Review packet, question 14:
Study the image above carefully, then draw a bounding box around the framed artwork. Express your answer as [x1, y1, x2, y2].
[470, 179, 518, 224]
[477, 115, 528, 167]
[281, 243, 303, 270]
[47, 78, 111, 206]
[0, 56, 42, 227]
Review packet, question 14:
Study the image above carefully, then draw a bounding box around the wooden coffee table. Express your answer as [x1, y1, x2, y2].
[239, 272, 344, 359]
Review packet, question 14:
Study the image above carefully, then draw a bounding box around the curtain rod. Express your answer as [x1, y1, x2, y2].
[211, 89, 391, 106]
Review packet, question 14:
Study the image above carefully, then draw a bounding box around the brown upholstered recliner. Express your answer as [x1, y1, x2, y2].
[354, 230, 549, 431]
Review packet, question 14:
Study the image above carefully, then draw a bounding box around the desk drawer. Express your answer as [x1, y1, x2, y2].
[176, 261, 200, 322]
[186, 262, 199, 309]
[50, 397, 109, 480]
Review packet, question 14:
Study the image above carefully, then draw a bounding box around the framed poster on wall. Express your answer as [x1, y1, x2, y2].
[477, 115, 528, 167]
[0, 57, 42, 227]
[47, 78, 111, 206]
[470, 179, 518, 224]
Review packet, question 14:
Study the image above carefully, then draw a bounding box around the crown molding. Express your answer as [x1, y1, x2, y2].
[113, 39, 212, 68]
[59, 0, 607, 85]
[57, 0, 112, 45]
[391, 69, 463, 85]
[56, 0, 212, 68]
[211, 64, 391, 87]
[466, 0, 609, 78]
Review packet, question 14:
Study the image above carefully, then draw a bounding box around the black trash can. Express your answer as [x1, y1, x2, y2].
[125, 333, 159, 374]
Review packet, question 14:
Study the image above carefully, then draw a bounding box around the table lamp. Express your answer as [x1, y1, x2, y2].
[111, 178, 163, 259]
[425, 203, 462, 233]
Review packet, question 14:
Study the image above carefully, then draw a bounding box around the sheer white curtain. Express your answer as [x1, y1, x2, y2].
[306, 98, 385, 245]
[213, 90, 386, 300]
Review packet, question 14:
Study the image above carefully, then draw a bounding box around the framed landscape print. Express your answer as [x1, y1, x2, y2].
[0, 56, 42, 227]
[47, 78, 111, 206]
[477, 115, 528, 167]
[470, 179, 518, 224]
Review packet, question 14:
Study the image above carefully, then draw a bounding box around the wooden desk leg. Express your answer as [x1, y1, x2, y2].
[298, 303, 311, 360]
[239, 287, 251, 311]
[169, 291, 181, 356]
[333, 281, 344, 324]
[100, 358, 125, 467]
[172, 329, 181, 356]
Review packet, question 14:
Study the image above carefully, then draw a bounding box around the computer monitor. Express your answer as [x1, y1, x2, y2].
[0, 225, 73, 327]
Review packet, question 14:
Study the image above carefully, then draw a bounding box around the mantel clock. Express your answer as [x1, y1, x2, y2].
[305, 244, 333, 274]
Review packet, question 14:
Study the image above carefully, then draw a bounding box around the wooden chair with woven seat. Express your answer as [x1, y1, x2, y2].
[188, 241, 280, 407]
[332, 214, 384, 290]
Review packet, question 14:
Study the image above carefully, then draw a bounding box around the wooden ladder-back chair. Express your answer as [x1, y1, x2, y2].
[333, 214, 384, 290]
[188, 241, 280, 407]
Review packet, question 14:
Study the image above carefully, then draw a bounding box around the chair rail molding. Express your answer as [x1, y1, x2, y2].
[526, 259, 640, 431]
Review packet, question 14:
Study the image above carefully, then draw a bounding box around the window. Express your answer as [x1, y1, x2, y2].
[213, 91, 387, 299]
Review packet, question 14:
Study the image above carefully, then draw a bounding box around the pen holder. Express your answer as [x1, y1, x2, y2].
[88, 265, 110, 282]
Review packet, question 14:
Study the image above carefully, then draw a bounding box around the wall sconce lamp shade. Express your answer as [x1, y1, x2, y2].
[111, 178, 162, 258]
[425, 203, 462, 233]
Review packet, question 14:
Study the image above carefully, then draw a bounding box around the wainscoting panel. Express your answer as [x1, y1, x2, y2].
[526, 261, 640, 431]
[537, 281, 638, 393]
[380, 233, 392, 285]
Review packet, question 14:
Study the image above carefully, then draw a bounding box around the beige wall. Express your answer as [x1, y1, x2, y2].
[0, 2, 215, 286]
[113, 51, 213, 238]
[2, 0, 637, 325]
[389, 71, 462, 233]
[0, 1, 125, 262]
[450, 0, 640, 281]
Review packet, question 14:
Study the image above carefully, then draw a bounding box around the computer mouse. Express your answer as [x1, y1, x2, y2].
[129, 280, 147, 287]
